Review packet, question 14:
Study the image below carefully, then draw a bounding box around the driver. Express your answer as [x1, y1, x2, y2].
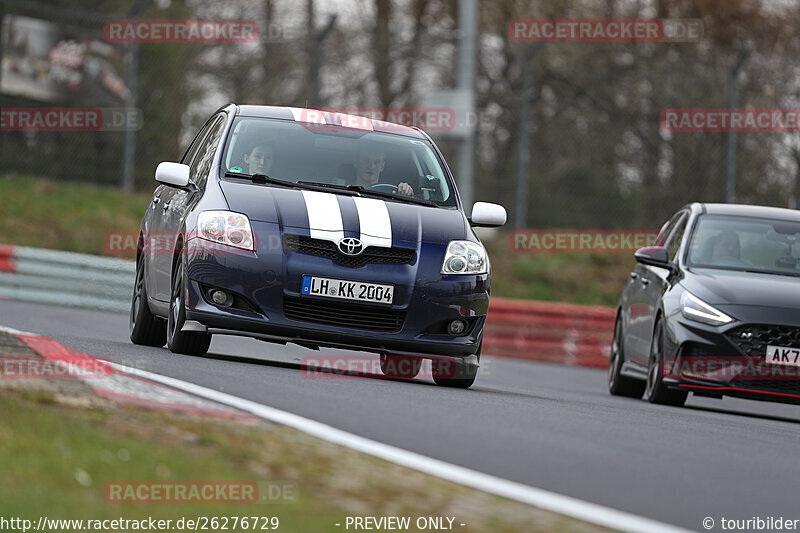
[354, 145, 414, 197]
[712, 230, 741, 262]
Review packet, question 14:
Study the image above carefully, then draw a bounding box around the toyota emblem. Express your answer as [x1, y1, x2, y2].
[338, 237, 364, 256]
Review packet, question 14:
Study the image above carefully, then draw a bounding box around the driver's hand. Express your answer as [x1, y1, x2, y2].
[397, 182, 414, 196]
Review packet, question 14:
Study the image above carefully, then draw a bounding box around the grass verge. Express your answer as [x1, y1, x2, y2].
[0, 173, 150, 256]
[0, 383, 613, 533]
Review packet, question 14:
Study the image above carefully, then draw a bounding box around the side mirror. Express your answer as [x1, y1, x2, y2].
[634, 246, 672, 269]
[155, 162, 190, 189]
[470, 202, 507, 228]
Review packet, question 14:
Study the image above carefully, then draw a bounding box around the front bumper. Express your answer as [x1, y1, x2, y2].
[661, 311, 800, 404]
[182, 232, 488, 358]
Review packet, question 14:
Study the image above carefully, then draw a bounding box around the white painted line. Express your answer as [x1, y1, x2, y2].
[109, 361, 691, 533]
[0, 325, 34, 336]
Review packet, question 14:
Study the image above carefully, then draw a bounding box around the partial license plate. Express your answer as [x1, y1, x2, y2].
[765, 345, 800, 367]
[301, 275, 394, 304]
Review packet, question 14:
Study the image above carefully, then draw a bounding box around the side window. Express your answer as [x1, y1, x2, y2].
[665, 214, 688, 261]
[190, 115, 226, 190]
[655, 211, 683, 246]
[181, 117, 216, 166]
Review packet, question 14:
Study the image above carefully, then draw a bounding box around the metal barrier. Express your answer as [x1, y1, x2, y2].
[0, 244, 615, 368]
[484, 298, 615, 368]
[0, 244, 134, 313]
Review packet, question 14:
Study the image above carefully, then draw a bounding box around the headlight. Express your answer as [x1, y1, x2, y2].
[197, 211, 254, 251]
[441, 240, 487, 275]
[680, 291, 734, 326]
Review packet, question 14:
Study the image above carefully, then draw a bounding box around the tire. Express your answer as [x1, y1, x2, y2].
[645, 318, 688, 407]
[379, 354, 422, 379]
[432, 359, 478, 389]
[166, 255, 211, 356]
[129, 257, 167, 347]
[608, 315, 645, 398]
[432, 341, 480, 389]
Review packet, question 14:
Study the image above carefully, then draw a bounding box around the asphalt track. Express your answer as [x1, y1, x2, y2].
[4, 299, 800, 532]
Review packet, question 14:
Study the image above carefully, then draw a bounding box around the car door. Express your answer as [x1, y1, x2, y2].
[150, 114, 222, 301]
[639, 211, 688, 362]
[625, 212, 683, 365]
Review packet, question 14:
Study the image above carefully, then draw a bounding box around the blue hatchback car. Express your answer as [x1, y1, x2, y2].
[130, 104, 507, 388]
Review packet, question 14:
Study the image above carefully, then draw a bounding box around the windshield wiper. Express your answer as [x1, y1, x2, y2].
[225, 171, 297, 187]
[296, 181, 437, 207]
[224, 173, 359, 195]
[743, 268, 800, 278]
[296, 181, 364, 192]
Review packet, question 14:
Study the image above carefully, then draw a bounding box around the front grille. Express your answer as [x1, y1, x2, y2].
[284, 235, 415, 268]
[724, 325, 800, 397]
[726, 325, 800, 358]
[283, 296, 406, 332]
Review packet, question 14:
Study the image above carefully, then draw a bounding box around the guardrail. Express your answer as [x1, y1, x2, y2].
[0, 244, 134, 313]
[0, 244, 615, 368]
[484, 298, 615, 368]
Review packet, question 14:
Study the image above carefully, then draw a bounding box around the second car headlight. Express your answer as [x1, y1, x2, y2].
[680, 291, 734, 326]
[197, 211, 254, 251]
[442, 240, 487, 275]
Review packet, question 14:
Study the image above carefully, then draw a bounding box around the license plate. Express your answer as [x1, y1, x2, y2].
[765, 345, 800, 367]
[301, 275, 393, 304]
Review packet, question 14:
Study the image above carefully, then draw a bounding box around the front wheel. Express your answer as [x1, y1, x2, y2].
[432, 358, 478, 389]
[645, 319, 687, 407]
[379, 354, 422, 379]
[167, 255, 211, 356]
[432, 342, 480, 389]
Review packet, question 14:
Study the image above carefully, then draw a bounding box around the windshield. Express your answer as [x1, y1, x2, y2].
[221, 117, 456, 207]
[686, 214, 800, 276]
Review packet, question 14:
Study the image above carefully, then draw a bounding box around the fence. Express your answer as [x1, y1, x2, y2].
[0, 244, 133, 313]
[484, 298, 615, 368]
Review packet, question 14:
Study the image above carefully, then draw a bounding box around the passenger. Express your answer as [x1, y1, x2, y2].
[243, 142, 274, 176]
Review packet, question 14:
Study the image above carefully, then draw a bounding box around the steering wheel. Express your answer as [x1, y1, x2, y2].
[370, 183, 398, 193]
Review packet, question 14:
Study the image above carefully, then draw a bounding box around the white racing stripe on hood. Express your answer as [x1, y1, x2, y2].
[301, 190, 344, 243]
[353, 197, 392, 248]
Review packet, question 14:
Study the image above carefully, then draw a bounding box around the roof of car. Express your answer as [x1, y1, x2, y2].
[233, 105, 428, 140]
[700, 203, 800, 221]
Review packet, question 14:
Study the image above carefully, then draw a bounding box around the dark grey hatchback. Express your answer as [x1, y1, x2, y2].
[609, 203, 800, 407]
